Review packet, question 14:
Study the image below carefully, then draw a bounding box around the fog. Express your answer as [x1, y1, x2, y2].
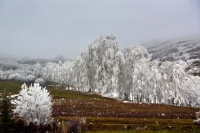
[1, 0, 200, 60]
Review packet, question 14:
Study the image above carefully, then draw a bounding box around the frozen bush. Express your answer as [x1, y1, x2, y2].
[35, 78, 45, 87]
[12, 83, 52, 124]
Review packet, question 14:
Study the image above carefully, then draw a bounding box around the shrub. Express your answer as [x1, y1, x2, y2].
[12, 83, 52, 124]
[0, 95, 16, 133]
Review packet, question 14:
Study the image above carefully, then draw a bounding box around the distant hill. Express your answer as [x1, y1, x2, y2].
[17, 56, 71, 65]
[145, 39, 200, 75]
[17, 58, 56, 65]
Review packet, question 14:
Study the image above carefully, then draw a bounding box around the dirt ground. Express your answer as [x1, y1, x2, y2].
[52, 98, 199, 119]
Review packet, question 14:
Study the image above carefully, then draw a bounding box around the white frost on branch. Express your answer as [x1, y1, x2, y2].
[1, 35, 200, 107]
[12, 83, 52, 124]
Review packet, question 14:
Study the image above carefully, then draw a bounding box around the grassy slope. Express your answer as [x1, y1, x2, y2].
[1, 80, 200, 132]
[0, 80, 104, 98]
[0, 80, 22, 94]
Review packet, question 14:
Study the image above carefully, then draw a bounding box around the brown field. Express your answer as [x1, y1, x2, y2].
[1, 80, 200, 132]
[53, 98, 198, 119]
[52, 97, 200, 133]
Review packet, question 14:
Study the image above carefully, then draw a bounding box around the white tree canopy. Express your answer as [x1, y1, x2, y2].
[12, 83, 52, 124]
[1, 35, 200, 107]
[35, 78, 45, 86]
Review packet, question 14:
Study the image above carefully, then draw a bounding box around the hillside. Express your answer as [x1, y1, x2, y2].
[1, 80, 199, 119]
[146, 39, 200, 75]
[1, 80, 200, 132]
[147, 39, 200, 61]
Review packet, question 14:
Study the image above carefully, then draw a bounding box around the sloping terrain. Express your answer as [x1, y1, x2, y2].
[1, 80, 200, 132]
[144, 39, 200, 78]
[147, 39, 200, 66]
[53, 98, 198, 119]
[147, 39, 200, 60]
[1, 80, 199, 119]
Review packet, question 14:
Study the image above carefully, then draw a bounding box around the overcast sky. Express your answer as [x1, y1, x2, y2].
[1, 0, 200, 60]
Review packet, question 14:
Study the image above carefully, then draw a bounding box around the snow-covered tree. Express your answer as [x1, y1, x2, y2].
[41, 62, 57, 82]
[61, 61, 74, 89]
[8, 73, 24, 82]
[1, 35, 200, 107]
[35, 78, 45, 87]
[24, 75, 36, 84]
[12, 83, 52, 124]
[123, 45, 150, 101]
[0, 57, 19, 70]
[33, 62, 42, 78]
[80, 35, 124, 97]
[100, 35, 122, 97]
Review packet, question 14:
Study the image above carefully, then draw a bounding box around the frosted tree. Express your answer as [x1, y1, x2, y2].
[147, 60, 160, 103]
[8, 73, 24, 82]
[2, 35, 199, 107]
[80, 35, 123, 96]
[77, 56, 90, 92]
[80, 51, 90, 92]
[60, 61, 74, 89]
[33, 62, 42, 78]
[41, 62, 58, 82]
[72, 56, 84, 91]
[0, 57, 18, 70]
[81, 49, 92, 92]
[172, 60, 200, 106]
[98, 35, 123, 97]
[134, 58, 151, 103]
[40, 65, 49, 82]
[156, 60, 200, 106]
[123, 45, 150, 101]
[12, 83, 52, 124]
[115, 51, 125, 99]
[24, 75, 36, 84]
[50, 62, 63, 85]
[35, 78, 45, 87]
[85, 40, 100, 92]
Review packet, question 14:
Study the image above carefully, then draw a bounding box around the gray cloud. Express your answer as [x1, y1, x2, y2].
[1, 0, 200, 59]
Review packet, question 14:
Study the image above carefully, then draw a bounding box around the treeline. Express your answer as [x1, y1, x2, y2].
[1, 35, 200, 106]
[40, 35, 200, 106]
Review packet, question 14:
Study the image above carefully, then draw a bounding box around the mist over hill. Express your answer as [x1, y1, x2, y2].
[1, 37, 200, 76]
[2, 38, 199, 67]
[143, 38, 200, 75]
[146, 39, 200, 65]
